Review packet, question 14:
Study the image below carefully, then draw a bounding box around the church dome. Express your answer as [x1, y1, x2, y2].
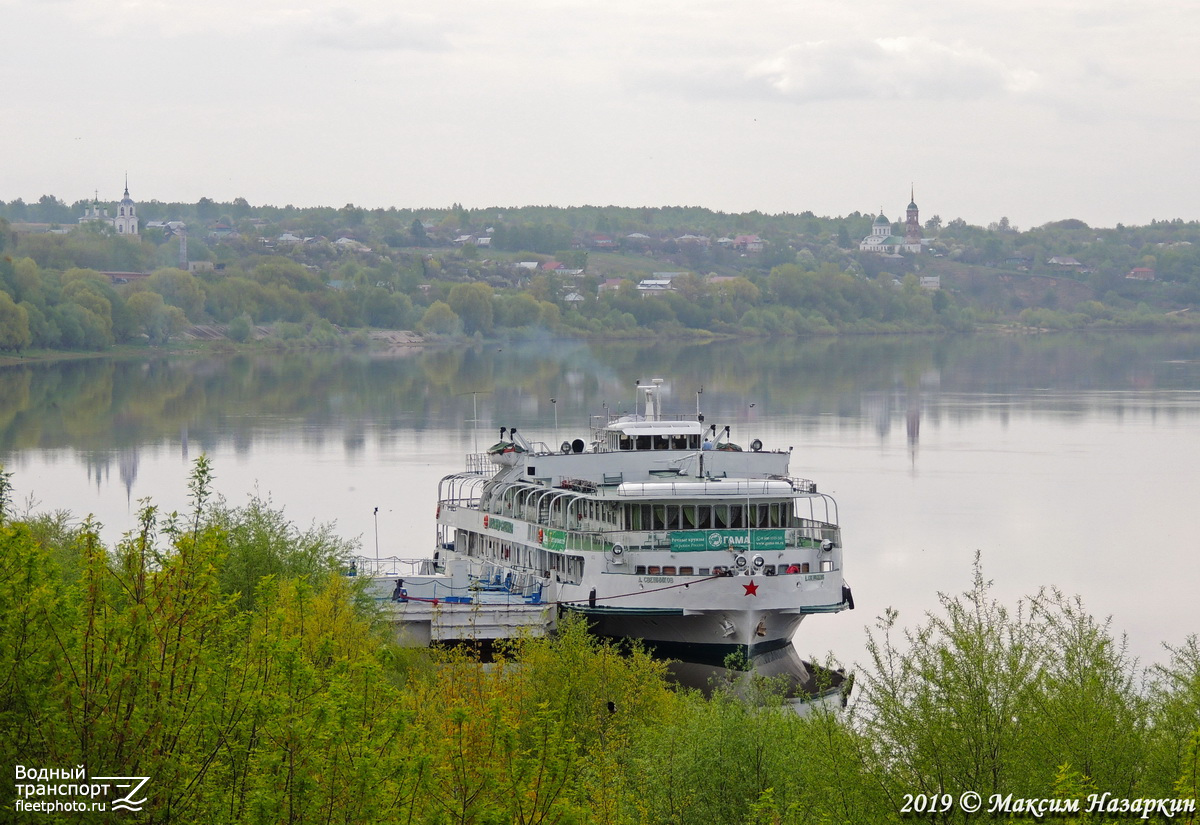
[874, 213, 890, 226]
[908, 200, 918, 210]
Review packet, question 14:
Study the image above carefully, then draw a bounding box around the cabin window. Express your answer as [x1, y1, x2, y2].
[670, 435, 687, 449]
[648, 565, 661, 574]
[635, 435, 651, 450]
[681, 505, 698, 529]
[653, 435, 669, 450]
[636, 565, 647, 574]
[698, 568, 710, 576]
[714, 505, 730, 529]
[651, 505, 666, 530]
[764, 503, 778, 527]
[680, 566, 694, 575]
[662, 566, 676, 575]
[688, 435, 701, 449]
[665, 505, 682, 530]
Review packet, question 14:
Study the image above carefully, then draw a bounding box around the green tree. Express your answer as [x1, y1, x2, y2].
[226, 313, 253, 342]
[146, 267, 207, 320]
[196, 196, 218, 221]
[0, 291, 32, 351]
[858, 556, 1042, 806]
[252, 258, 323, 292]
[418, 300, 461, 335]
[495, 292, 542, 328]
[125, 290, 188, 345]
[447, 282, 494, 335]
[206, 493, 355, 611]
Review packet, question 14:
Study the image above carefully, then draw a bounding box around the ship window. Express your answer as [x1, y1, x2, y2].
[647, 566, 661, 574]
[636, 566, 646, 574]
[698, 568, 710, 576]
[670, 435, 687, 449]
[801, 562, 810, 573]
[653, 505, 669, 530]
[679, 566, 694, 575]
[665, 505, 681, 530]
[619, 434, 632, 450]
[662, 566, 676, 575]
[527, 466, 537, 475]
[714, 505, 730, 529]
[681, 505, 698, 529]
[654, 435, 669, 450]
[627, 504, 641, 531]
[635, 435, 651, 450]
[688, 435, 701, 449]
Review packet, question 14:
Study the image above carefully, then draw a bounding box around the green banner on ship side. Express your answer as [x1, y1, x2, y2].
[668, 529, 786, 551]
[539, 528, 567, 551]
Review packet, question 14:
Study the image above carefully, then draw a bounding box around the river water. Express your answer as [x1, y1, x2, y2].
[2, 333, 1198, 671]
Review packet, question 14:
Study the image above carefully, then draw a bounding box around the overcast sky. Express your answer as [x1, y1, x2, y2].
[4, 0, 1198, 229]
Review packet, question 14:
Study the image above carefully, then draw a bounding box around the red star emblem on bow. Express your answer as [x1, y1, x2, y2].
[743, 580, 759, 596]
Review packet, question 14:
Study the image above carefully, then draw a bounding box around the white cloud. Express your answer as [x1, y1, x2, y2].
[293, 8, 453, 52]
[747, 37, 1038, 102]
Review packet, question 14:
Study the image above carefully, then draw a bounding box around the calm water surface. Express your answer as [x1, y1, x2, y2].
[3, 333, 1198, 670]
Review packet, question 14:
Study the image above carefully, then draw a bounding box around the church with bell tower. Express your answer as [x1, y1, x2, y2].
[78, 175, 139, 237]
[859, 188, 924, 254]
[114, 176, 138, 236]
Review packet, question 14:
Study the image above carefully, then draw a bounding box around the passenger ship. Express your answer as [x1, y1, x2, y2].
[432, 379, 853, 688]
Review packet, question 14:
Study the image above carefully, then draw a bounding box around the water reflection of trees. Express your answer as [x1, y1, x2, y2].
[1, 333, 1199, 458]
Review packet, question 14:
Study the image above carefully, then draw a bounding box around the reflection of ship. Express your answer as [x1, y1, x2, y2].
[411, 379, 854, 702]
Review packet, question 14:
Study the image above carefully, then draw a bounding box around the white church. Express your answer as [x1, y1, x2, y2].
[860, 191, 922, 254]
[79, 177, 139, 236]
